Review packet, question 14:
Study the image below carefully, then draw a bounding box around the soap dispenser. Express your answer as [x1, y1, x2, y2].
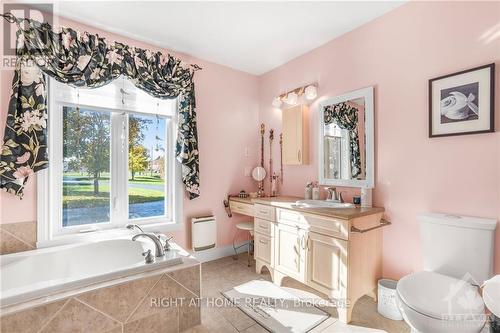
[361, 187, 372, 207]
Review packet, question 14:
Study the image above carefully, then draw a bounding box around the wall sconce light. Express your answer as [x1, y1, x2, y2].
[271, 83, 318, 109]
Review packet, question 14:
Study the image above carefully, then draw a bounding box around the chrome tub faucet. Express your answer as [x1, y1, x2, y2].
[127, 224, 172, 257]
[132, 233, 165, 257]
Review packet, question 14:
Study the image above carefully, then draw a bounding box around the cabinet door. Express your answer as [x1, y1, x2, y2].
[307, 232, 348, 299]
[274, 223, 307, 282]
[254, 232, 273, 265]
[282, 105, 308, 165]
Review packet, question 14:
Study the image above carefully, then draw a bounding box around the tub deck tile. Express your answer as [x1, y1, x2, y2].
[124, 309, 178, 333]
[167, 265, 201, 297]
[0, 299, 66, 333]
[77, 273, 162, 323]
[39, 299, 121, 333]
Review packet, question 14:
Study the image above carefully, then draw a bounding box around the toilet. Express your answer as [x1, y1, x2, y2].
[396, 213, 497, 333]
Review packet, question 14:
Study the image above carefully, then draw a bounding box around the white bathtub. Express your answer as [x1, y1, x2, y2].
[0, 238, 183, 307]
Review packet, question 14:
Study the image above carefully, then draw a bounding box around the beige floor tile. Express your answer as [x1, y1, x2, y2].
[181, 253, 410, 333]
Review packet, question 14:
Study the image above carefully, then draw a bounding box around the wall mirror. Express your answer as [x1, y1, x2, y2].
[319, 86, 374, 188]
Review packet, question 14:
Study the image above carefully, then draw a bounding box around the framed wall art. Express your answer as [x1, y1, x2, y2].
[429, 63, 495, 137]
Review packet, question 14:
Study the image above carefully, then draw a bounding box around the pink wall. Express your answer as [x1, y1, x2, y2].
[258, 1, 500, 277]
[0, 14, 260, 248]
[1, 2, 499, 277]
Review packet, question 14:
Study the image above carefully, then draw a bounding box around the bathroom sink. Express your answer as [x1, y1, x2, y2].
[294, 200, 355, 209]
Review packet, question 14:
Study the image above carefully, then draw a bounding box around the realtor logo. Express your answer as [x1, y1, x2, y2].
[442, 273, 485, 322]
[1, 3, 53, 69]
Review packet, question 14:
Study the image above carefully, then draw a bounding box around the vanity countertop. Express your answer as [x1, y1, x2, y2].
[229, 195, 384, 220]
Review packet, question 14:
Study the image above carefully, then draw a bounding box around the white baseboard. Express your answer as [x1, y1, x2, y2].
[189, 243, 249, 263]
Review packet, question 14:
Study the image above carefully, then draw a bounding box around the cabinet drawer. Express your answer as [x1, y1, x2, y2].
[277, 208, 348, 240]
[229, 201, 254, 217]
[254, 204, 275, 221]
[254, 218, 274, 237]
[255, 233, 272, 264]
[276, 208, 306, 227]
[305, 215, 348, 240]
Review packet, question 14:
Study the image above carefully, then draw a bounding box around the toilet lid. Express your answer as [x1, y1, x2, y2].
[396, 271, 485, 320]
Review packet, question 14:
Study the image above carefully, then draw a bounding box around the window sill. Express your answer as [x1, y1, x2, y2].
[36, 221, 182, 249]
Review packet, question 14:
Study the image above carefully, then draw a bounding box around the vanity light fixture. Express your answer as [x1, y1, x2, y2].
[285, 91, 298, 105]
[271, 83, 318, 109]
[272, 96, 283, 108]
[304, 85, 317, 100]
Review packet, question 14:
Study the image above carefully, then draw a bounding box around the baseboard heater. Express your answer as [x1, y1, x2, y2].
[191, 215, 216, 251]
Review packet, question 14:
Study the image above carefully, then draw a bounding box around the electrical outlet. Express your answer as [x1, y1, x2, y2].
[244, 147, 250, 157]
[244, 166, 251, 177]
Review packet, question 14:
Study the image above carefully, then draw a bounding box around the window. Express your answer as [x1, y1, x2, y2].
[63, 106, 111, 226]
[38, 77, 182, 245]
[324, 123, 351, 180]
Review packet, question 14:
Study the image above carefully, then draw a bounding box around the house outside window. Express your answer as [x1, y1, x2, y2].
[37, 77, 182, 246]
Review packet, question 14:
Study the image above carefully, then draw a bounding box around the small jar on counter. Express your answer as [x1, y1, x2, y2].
[312, 183, 320, 200]
[304, 182, 313, 200]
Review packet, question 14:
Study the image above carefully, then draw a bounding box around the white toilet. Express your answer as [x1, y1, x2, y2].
[396, 213, 497, 333]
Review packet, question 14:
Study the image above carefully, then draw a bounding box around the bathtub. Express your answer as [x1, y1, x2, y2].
[0, 238, 183, 307]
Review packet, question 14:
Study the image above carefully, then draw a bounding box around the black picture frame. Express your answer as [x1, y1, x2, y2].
[429, 63, 495, 138]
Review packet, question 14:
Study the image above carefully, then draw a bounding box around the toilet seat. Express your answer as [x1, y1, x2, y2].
[397, 271, 484, 320]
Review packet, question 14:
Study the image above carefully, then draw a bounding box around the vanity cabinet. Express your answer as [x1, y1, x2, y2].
[228, 196, 384, 324]
[274, 223, 307, 283]
[307, 231, 347, 300]
[282, 104, 309, 165]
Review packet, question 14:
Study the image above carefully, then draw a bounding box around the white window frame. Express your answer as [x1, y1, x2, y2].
[37, 78, 183, 247]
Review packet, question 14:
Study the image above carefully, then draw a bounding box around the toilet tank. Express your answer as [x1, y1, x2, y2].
[418, 213, 497, 284]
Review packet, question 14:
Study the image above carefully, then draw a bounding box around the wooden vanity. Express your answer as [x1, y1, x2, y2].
[229, 195, 386, 324]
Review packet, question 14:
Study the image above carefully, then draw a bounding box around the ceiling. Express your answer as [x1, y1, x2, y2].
[35, 1, 405, 75]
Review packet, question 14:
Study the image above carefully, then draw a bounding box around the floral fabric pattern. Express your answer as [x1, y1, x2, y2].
[0, 19, 200, 199]
[324, 102, 361, 179]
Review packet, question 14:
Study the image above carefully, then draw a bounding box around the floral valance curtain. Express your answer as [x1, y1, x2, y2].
[324, 103, 361, 179]
[0, 18, 200, 199]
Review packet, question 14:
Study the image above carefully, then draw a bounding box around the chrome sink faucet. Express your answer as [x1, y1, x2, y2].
[325, 187, 345, 203]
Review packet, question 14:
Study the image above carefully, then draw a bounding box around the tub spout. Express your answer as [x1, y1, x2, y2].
[132, 233, 165, 257]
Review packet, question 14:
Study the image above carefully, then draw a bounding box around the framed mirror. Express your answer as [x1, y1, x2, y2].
[319, 86, 374, 188]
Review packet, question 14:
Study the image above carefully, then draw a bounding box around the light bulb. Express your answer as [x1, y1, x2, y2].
[305, 85, 317, 100]
[286, 92, 298, 105]
[272, 96, 283, 108]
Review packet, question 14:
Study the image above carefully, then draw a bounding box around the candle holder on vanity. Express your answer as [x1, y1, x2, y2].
[255, 123, 266, 197]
